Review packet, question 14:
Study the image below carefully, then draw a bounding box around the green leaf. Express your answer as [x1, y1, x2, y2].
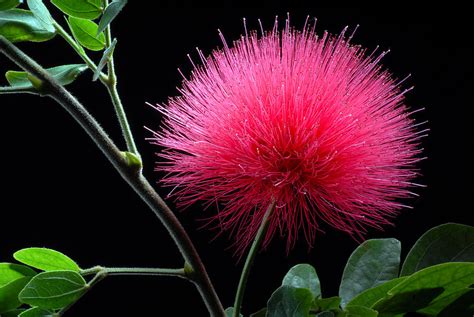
[19, 270, 87, 309]
[250, 308, 267, 317]
[67, 16, 105, 51]
[1, 309, 26, 317]
[5, 71, 38, 88]
[267, 285, 313, 317]
[0, 0, 20, 11]
[421, 288, 474, 315]
[97, 0, 126, 34]
[0, 276, 31, 313]
[400, 223, 474, 276]
[19, 307, 55, 317]
[438, 288, 474, 317]
[282, 264, 321, 299]
[224, 307, 242, 317]
[314, 312, 334, 317]
[344, 305, 378, 317]
[0, 263, 36, 287]
[339, 239, 401, 308]
[0, 9, 56, 42]
[373, 262, 474, 315]
[346, 277, 407, 308]
[93, 37, 116, 81]
[6, 64, 88, 89]
[374, 287, 444, 315]
[14, 247, 80, 272]
[26, 0, 54, 32]
[50, 0, 102, 19]
[312, 296, 341, 311]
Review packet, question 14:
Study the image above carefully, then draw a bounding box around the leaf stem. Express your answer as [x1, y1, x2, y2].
[232, 199, 276, 317]
[0, 85, 37, 94]
[0, 36, 225, 317]
[101, 0, 139, 156]
[52, 21, 107, 82]
[80, 265, 187, 278]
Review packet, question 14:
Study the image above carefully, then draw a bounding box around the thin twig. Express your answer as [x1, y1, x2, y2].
[0, 35, 225, 317]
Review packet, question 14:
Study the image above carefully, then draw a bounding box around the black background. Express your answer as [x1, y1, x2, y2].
[1, 2, 472, 316]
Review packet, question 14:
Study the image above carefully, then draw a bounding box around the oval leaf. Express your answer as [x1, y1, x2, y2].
[14, 247, 80, 272]
[267, 285, 313, 317]
[97, 0, 126, 34]
[339, 238, 401, 308]
[346, 276, 407, 308]
[282, 263, 321, 299]
[68, 16, 105, 51]
[0, 0, 20, 11]
[0, 263, 36, 287]
[19, 270, 87, 309]
[401, 223, 474, 276]
[0, 276, 31, 313]
[19, 307, 55, 317]
[51, 0, 102, 19]
[373, 262, 474, 315]
[0, 9, 56, 42]
[6, 64, 88, 88]
[26, 0, 54, 32]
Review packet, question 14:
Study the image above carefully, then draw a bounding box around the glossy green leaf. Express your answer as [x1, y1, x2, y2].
[339, 239, 401, 308]
[26, 0, 54, 32]
[93, 37, 116, 81]
[267, 286, 313, 317]
[14, 247, 80, 272]
[19, 307, 55, 317]
[438, 288, 474, 317]
[19, 270, 87, 309]
[224, 307, 242, 317]
[51, 0, 102, 19]
[0, 276, 31, 313]
[250, 308, 267, 317]
[344, 305, 378, 317]
[282, 264, 321, 299]
[1, 309, 26, 317]
[0, 0, 20, 11]
[312, 296, 341, 311]
[6, 64, 87, 89]
[400, 223, 474, 276]
[373, 262, 474, 315]
[97, 0, 126, 34]
[68, 16, 105, 51]
[346, 277, 407, 308]
[0, 263, 36, 287]
[0, 9, 56, 42]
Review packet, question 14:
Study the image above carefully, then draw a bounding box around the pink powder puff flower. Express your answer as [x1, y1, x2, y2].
[149, 17, 427, 254]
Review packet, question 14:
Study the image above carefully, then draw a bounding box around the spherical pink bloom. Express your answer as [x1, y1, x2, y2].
[150, 18, 426, 253]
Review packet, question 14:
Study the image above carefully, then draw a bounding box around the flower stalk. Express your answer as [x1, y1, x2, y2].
[232, 199, 276, 317]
